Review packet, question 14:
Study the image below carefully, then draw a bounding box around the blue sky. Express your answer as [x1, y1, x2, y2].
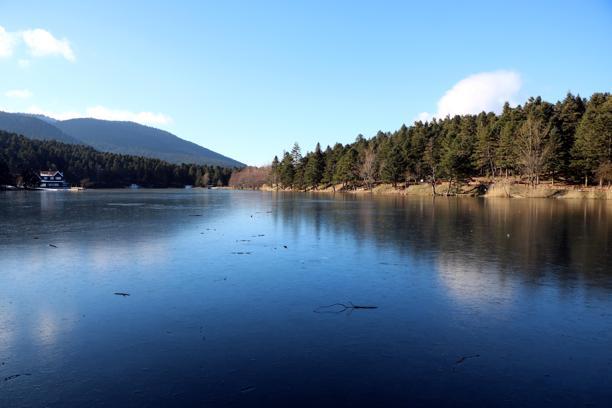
[1, 0, 611, 165]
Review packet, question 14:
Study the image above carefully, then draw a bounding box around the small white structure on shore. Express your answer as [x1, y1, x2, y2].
[38, 170, 69, 190]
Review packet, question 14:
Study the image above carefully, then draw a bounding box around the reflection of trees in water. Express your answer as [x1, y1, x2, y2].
[0, 190, 230, 242]
[271, 193, 611, 289]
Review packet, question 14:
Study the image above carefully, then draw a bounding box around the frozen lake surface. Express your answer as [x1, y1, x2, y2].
[1, 189, 611, 407]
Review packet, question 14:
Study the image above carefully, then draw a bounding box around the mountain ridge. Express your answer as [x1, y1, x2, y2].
[0, 111, 244, 168]
[0, 111, 79, 144]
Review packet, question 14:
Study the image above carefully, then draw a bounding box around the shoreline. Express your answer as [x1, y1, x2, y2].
[4, 183, 611, 200]
[256, 181, 612, 200]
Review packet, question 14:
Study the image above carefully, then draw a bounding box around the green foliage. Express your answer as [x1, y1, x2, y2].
[0, 131, 233, 188]
[304, 143, 324, 189]
[272, 92, 610, 189]
[380, 142, 405, 186]
[322, 143, 343, 186]
[571, 93, 612, 182]
[552, 93, 586, 176]
[0, 158, 12, 185]
[473, 112, 498, 176]
[334, 148, 359, 188]
[279, 152, 295, 188]
[440, 116, 476, 181]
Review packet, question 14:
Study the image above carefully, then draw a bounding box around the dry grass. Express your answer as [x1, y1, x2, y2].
[253, 179, 612, 199]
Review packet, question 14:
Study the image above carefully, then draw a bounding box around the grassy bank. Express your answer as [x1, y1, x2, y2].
[258, 179, 612, 200]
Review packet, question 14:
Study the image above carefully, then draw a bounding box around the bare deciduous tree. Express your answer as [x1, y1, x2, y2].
[229, 166, 271, 189]
[596, 161, 612, 188]
[360, 146, 376, 190]
[516, 115, 552, 186]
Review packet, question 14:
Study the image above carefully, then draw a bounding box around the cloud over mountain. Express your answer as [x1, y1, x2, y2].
[26, 105, 172, 126]
[0, 25, 75, 62]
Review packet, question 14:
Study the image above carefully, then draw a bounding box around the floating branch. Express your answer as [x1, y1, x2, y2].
[314, 302, 378, 314]
[114, 292, 130, 297]
[455, 354, 480, 365]
[4, 373, 31, 382]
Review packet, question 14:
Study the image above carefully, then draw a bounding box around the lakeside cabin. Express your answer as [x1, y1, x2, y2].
[38, 170, 69, 189]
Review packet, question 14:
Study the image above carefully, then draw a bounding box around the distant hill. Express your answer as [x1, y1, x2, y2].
[20, 113, 59, 124]
[0, 111, 79, 144]
[56, 118, 244, 168]
[0, 111, 244, 168]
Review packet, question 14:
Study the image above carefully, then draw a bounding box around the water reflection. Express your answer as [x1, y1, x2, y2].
[270, 194, 611, 292]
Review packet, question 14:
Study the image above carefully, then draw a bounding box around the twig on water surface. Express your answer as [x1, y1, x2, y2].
[314, 302, 378, 314]
[4, 373, 31, 382]
[114, 292, 130, 297]
[455, 354, 480, 365]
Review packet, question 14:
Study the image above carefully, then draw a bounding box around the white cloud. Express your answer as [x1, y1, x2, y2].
[0, 26, 16, 57]
[416, 112, 432, 122]
[26, 106, 81, 121]
[85, 106, 172, 125]
[5, 89, 32, 99]
[416, 70, 522, 121]
[0, 25, 75, 62]
[25, 105, 172, 126]
[21, 28, 75, 62]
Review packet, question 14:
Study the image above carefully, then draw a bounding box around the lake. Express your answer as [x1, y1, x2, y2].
[1, 190, 611, 407]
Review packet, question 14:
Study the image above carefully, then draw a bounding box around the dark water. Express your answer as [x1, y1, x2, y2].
[1, 190, 611, 407]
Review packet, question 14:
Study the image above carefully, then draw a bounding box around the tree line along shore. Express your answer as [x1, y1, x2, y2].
[229, 92, 611, 198]
[2, 92, 610, 196]
[0, 131, 233, 189]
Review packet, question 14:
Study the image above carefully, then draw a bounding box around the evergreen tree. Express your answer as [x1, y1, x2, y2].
[269, 92, 609, 192]
[0, 131, 234, 188]
[473, 112, 498, 177]
[406, 123, 428, 180]
[334, 148, 359, 188]
[553, 93, 586, 178]
[496, 103, 522, 177]
[293, 156, 307, 191]
[321, 145, 336, 186]
[304, 143, 324, 189]
[290, 142, 302, 167]
[380, 142, 405, 187]
[270, 155, 280, 188]
[0, 159, 12, 186]
[571, 93, 612, 185]
[279, 151, 295, 188]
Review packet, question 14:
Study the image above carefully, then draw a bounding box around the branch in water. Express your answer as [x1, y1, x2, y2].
[314, 302, 378, 313]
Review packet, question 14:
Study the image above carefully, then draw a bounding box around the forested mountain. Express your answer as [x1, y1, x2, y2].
[0, 131, 232, 188]
[270, 93, 612, 191]
[0, 111, 79, 144]
[55, 119, 244, 168]
[0, 111, 244, 168]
